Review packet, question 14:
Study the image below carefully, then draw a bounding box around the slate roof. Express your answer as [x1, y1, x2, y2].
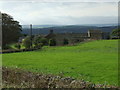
[44, 33, 56, 39]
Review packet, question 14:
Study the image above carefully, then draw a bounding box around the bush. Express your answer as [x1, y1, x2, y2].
[33, 35, 42, 49]
[63, 39, 69, 45]
[33, 36, 48, 49]
[34, 43, 43, 49]
[40, 38, 48, 46]
[49, 39, 56, 46]
[23, 36, 31, 49]
[3, 45, 11, 50]
[14, 43, 21, 49]
[111, 28, 120, 39]
[33, 35, 41, 45]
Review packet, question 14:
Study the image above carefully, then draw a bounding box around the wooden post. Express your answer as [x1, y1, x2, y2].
[30, 24, 32, 48]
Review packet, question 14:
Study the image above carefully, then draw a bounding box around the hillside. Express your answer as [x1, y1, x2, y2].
[22, 25, 117, 35]
[3, 40, 118, 85]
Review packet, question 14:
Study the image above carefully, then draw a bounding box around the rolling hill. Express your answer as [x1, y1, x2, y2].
[21, 25, 117, 35]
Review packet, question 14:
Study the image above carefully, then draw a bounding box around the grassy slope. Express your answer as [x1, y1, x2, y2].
[2, 40, 118, 85]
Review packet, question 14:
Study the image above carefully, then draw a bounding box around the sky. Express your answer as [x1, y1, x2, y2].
[0, 0, 119, 25]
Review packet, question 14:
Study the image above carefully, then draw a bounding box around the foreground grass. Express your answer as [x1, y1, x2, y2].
[2, 40, 118, 85]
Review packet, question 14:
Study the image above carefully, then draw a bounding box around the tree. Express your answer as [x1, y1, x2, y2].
[23, 36, 31, 49]
[33, 35, 48, 49]
[40, 38, 48, 46]
[49, 39, 56, 46]
[2, 13, 22, 49]
[14, 43, 21, 49]
[111, 28, 120, 39]
[33, 35, 42, 48]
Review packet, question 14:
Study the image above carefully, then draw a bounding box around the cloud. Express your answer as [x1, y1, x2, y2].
[0, 1, 118, 25]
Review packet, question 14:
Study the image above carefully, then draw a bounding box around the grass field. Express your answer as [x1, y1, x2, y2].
[2, 40, 118, 85]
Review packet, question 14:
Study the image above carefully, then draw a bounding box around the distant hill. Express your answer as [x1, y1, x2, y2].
[21, 25, 117, 35]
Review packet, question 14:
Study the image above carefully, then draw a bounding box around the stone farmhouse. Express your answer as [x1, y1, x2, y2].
[45, 30, 110, 46]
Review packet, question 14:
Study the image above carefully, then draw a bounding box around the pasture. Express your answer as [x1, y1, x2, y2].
[2, 40, 118, 85]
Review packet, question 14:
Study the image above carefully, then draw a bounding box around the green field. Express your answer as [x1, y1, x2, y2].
[2, 40, 118, 85]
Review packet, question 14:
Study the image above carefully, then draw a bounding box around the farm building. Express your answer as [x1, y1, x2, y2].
[45, 30, 109, 46]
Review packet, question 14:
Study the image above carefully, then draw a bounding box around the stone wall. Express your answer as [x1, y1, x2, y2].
[45, 30, 106, 46]
[88, 30, 103, 40]
[53, 33, 89, 45]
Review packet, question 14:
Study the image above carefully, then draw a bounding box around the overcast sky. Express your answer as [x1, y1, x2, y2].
[0, 0, 119, 25]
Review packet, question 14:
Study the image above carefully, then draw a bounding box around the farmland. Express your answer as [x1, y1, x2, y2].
[2, 40, 118, 85]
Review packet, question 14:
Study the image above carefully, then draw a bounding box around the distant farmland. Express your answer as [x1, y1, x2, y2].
[2, 40, 118, 85]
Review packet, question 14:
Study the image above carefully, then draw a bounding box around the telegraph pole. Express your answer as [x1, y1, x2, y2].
[30, 24, 32, 48]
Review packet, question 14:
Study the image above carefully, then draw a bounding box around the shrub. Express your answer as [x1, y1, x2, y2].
[34, 43, 43, 49]
[23, 36, 31, 49]
[33, 35, 48, 49]
[63, 39, 69, 45]
[40, 38, 48, 46]
[3, 45, 11, 50]
[111, 28, 120, 39]
[49, 39, 56, 46]
[14, 43, 21, 49]
[33, 35, 42, 49]
[33, 35, 41, 45]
